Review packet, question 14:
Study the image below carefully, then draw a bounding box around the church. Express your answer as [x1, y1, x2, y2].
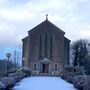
[22, 16, 70, 76]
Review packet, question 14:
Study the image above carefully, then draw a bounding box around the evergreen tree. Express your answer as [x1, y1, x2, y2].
[71, 39, 88, 67]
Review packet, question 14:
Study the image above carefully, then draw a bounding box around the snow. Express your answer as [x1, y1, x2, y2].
[13, 77, 77, 90]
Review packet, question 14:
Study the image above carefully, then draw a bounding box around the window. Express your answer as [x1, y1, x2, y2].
[44, 32, 47, 57]
[33, 64, 36, 70]
[54, 64, 58, 70]
[39, 34, 42, 57]
[22, 57, 25, 67]
[50, 34, 53, 57]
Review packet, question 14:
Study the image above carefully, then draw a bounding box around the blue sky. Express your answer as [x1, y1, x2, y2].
[0, 0, 90, 59]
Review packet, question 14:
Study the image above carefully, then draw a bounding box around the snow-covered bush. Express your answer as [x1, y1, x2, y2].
[60, 70, 76, 84]
[66, 75, 74, 84]
[8, 73, 21, 83]
[0, 67, 31, 89]
[74, 66, 86, 75]
[0, 82, 5, 89]
[9, 70, 27, 82]
[17, 67, 31, 76]
[73, 75, 87, 90]
[60, 65, 88, 89]
[84, 75, 90, 90]
[0, 76, 16, 89]
[64, 65, 74, 72]
[60, 65, 76, 84]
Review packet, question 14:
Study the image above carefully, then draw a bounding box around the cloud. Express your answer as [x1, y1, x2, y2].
[0, 0, 90, 58]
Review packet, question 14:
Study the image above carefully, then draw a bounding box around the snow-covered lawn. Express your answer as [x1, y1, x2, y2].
[13, 77, 77, 90]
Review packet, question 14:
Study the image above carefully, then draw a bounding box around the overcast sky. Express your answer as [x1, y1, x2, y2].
[0, 0, 90, 59]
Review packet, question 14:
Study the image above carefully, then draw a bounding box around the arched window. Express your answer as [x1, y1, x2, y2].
[54, 64, 58, 70]
[33, 63, 37, 70]
[50, 34, 53, 57]
[44, 32, 47, 57]
[39, 34, 42, 57]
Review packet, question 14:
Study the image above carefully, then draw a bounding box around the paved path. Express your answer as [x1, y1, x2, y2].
[13, 77, 77, 90]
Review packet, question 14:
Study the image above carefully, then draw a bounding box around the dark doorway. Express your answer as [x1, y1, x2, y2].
[42, 64, 49, 73]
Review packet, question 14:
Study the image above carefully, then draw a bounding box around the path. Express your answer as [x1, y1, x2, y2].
[13, 77, 77, 90]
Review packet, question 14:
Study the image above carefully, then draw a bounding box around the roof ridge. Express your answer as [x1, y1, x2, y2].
[28, 19, 65, 34]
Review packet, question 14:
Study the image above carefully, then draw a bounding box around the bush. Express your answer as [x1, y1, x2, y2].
[64, 65, 74, 72]
[74, 66, 86, 75]
[60, 70, 76, 84]
[73, 75, 87, 90]
[0, 82, 5, 90]
[17, 67, 31, 76]
[0, 77, 16, 89]
[66, 75, 74, 84]
[84, 75, 90, 90]
[60, 65, 76, 83]
[0, 67, 31, 89]
[60, 65, 87, 90]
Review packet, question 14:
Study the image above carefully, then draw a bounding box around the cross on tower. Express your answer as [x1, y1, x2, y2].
[46, 14, 48, 20]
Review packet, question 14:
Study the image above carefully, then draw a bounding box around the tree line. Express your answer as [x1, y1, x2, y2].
[71, 39, 90, 75]
[0, 50, 21, 77]
[0, 40, 90, 76]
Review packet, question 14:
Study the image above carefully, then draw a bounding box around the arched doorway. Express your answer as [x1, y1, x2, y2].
[42, 64, 49, 73]
[39, 58, 52, 73]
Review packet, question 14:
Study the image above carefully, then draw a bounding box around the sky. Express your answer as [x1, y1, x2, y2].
[0, 0, 90, 59]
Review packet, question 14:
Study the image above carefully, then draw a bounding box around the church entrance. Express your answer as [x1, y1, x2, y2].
[42, 64, 49, 73]
[39, 58, 52, 73]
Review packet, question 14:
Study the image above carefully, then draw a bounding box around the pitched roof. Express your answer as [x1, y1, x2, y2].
[64, 37, 71, 43]
[22, 36, 29, 41]
[28, 19, 65, 34]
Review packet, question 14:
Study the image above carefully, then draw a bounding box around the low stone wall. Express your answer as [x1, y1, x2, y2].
[0, 67, 31, 90]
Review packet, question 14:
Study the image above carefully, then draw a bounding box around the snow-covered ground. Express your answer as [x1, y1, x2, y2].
[13, 77, 77, 90]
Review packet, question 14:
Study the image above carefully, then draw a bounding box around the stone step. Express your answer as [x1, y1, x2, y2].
[32, 73, 59, 77]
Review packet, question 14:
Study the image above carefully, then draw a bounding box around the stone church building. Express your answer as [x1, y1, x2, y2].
[22, 16, 70, 76]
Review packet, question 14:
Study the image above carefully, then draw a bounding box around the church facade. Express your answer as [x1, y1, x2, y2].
[22, 17, 70, 76]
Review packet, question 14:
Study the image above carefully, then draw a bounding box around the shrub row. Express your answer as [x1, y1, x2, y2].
[84, 75, 90, 90]
[0, 67, 31, 90]
[60, 65, 90, 90]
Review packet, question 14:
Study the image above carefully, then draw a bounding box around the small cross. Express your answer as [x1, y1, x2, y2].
[46, 14, 48, 20]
